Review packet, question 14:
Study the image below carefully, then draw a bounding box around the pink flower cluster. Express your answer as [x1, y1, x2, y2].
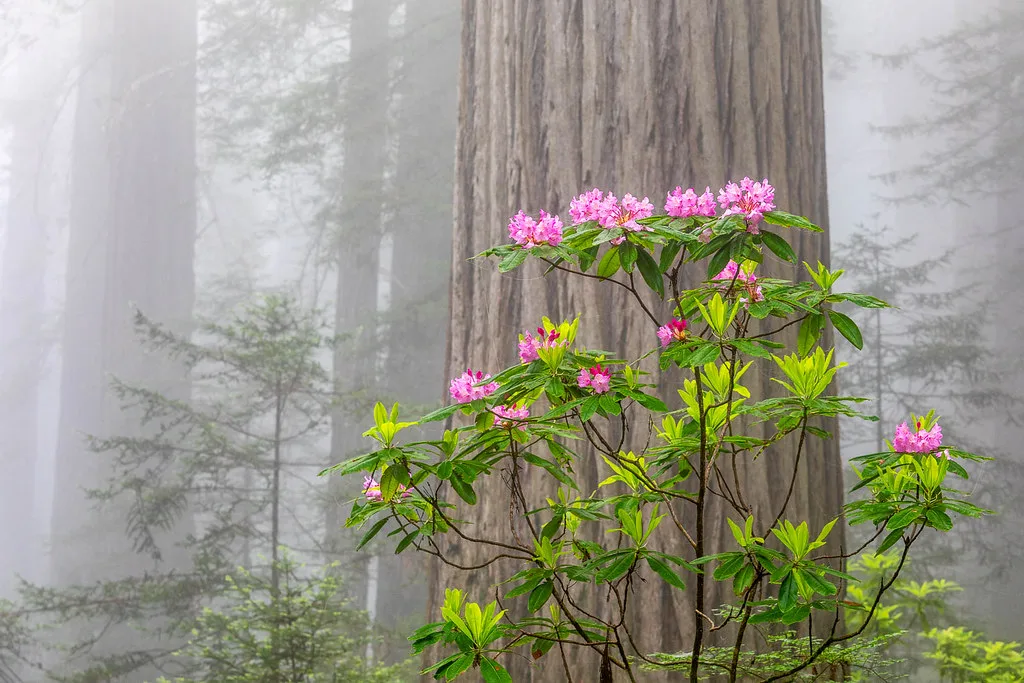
[718, 177, 775, 233]
[508, 210, 564, 248]
[519, 327, 563, 363]
[657, 318, 688, 347]
[363, 475, 411, 502]
[449, 368, 499, 403]
[892, 420, 944, 454]
[569, 189, 654, 245]
[577, 364, 611, 394]
[712, 260, 764, 304]
[665, 186, 716, 219]
[494, 404, 530, 428]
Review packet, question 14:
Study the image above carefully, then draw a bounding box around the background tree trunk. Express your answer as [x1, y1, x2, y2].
[434, 1, 841, 680]
[50, 0, 197, 674]
[0, 46, 58, 598]
[324, 0, 389, 588]
[379, 0, 460, 654]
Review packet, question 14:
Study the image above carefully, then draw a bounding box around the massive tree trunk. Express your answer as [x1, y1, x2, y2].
[378, 0, 460, 654]
[434, 2, 840, 680]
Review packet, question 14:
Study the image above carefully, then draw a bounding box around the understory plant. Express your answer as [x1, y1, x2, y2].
[323, 178, 992, 681]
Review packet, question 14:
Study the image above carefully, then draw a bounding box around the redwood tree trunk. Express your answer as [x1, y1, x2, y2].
[434, 2, 841, 680]
[324, 0, 389, 562]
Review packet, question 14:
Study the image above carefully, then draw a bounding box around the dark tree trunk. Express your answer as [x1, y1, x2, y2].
[377, 0, 460, 651]
[324, 0, 389, 560]
[433, 2, 840, 680]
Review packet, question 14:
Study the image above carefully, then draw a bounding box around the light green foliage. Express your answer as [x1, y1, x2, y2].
[152, 555, 412, 683]
[7, 295, 363, 680]
[923, 627, 1024, 683]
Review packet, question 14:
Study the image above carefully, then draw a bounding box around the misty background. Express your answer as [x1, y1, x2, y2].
[0, 0, 1021, 681]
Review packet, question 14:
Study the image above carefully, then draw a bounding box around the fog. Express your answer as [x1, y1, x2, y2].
[0, 1, 1020, 681]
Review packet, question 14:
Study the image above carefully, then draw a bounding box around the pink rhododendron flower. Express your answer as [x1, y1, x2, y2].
[363, 476, 382, 502]
[718, 177, 776, 233]
[508, 209, 564, 248]
[665, 186, 717, 218]
[569, 188, 605, 223]
[449, 368, 499, 403]
[657, 318, 688, 347]
[518, 334, 541, 363]
[713, 260, 742, 283]
[494, 404, 529, 428]
[518, 326, 564, 363]
[577, 364, 612, 394]
[892, 420, 943, 453]
[570, 190, 654, 245]
[713, 260, 765, 306]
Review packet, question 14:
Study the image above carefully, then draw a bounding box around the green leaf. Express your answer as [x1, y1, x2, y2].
[797, 314, 823, 356]
[714, 554, 747, 581]
[731, 338, 773, 359]
[827, 310, 863, 350]
[597, 246, 621, 279]
[527, 581, 554, 612]
[445, 653, 475, 679]
[876, 528, 905, 555]
[630, 391, 668, 412]
[498, 249, 528, 273]
[395, 530, 419, 554]
[778, 574, 798, 612]
[451, 474, 477, 505]
[687, 344, 721, 367]
[733, 563, 756, 596]
[925, 507, 954, 531]
[647, 555, 687, 591]
[760, 231, 797, 263]
[797, 569, 837, 596]
[598, 553, 635, 582]
[634, 246, 665, 297]
[707, 245, 734, 279]
[479, 658, 513, 683]
[945, 460, 969, 479]
[356, 518, 389, 551]
[505, 575, 543, 599]
[619, 241, 638, 273]
[659, 241, 683, 272]
[887, 505, 922, 531]
[762, 210, 822, 232]
[380, 468, 400, 502]
[522, 452, 577, 489]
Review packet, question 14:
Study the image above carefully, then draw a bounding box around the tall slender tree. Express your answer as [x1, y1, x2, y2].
[435, 2, 839, 679]
[49, 0, 198, 675]
[324, 0, 390, 626]
[377, 0, 460, 653]
[0, 43, 60, 597]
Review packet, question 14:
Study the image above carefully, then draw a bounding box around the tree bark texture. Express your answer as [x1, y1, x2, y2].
[379, 0, 460, 655]
[433, 2, 841, 680]
[325, 0, 389, 561]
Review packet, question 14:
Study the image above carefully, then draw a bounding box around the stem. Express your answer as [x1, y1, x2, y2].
[728, 599, 755, 682]
[271, 378, 283, 596]
[689, 370, 709, 683]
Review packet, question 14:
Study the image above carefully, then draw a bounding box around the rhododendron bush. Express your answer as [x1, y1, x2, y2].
[322, 177, 991, 682]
